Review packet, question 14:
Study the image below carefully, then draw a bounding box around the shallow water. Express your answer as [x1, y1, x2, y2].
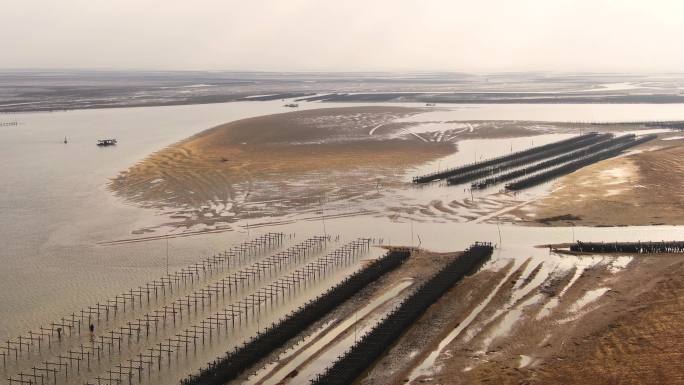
[0, 235, 385, 385]
[396, 103, 684, 123]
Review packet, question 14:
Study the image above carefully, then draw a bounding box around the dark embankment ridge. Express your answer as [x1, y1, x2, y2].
[445, 132, 612, 186]
[311, 243, 494, 385]
[506, 134, 656, 190]
[471, 133, 636, 189]
[180, 248, 412, 385]
[570, 240, 684, 253]
[415, 132, 600, 183]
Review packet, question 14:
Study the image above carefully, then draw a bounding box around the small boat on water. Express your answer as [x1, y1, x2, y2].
[97, 139, 117, 146]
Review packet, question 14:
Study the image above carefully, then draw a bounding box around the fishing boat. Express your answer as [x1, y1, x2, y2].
[97, 139, 117, 146]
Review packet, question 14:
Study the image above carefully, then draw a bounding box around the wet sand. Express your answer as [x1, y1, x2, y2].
[526, 256, 684, 385]
[457, 254, 684, 385]
[512, 133, 684, 226]
[108, 106, 633, 236]
[355, 250, 684, 385]
[109, 106, 458, 233]
[109, 108, 572, 237]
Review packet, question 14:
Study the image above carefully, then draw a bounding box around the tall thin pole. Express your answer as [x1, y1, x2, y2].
[321, 195, 327, 236]
[166, 238, 169, 276]
[246, 208, 251, 237]
[322, 214, 326, 236]
[410, 220, 414, 247]
[354, 310, 358, 343]
[497, 224, 502, 247]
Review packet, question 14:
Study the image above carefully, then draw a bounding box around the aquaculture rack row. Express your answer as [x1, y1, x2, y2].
[1, 234, 283, 358]
[1, 233, 285, 384]
[82, 236, 327, 327]
[4, 237, 333, 385]
[471, 134, 636, 189]
[310, 243, 494, 385]
[506, 134, 656, 191]
[73, 238, 365, 385]
[413, 132, 600, 183]
[570, 241, 684, 254]
[180, 245, 409, 385]
[84, 236, 327, 350]
[444, 133, 609, 186]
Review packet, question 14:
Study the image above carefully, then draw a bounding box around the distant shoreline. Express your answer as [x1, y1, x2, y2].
[5, 92, 684, 114]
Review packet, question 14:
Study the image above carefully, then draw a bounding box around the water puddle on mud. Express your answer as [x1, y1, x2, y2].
[555, 286, 613, 325]
[519, 354, 536, 368]
[480, 292, 545, 352]
[608, 256, 633, 273]
[568, 287, 611, 314]
[536, 256, 605, 320]
[246, 278, 414, 385]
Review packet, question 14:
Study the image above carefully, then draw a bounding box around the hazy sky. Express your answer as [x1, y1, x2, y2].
[3, 0, 684, 72]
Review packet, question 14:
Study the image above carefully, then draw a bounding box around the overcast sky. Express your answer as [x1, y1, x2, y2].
[3, 0, 684, 72]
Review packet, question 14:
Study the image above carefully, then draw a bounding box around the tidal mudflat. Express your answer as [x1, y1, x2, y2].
[4, 100, 684, 385]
